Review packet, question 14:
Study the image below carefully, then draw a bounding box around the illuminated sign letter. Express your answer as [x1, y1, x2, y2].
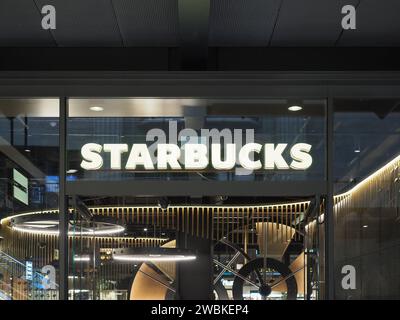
[81, 143, 103, 170]
[157, 144, 181, 170]
[290, 143, 312, 170]
[126, 144, 154, 170]
[185, 144, 208, 169]
[238, 143, 262, 170]
[211, 143, 236, 170]
[103, 144, 128, 170]
[264, 144, 289, 169]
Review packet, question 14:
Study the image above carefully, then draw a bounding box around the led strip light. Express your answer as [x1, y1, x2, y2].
[11, 223, 125, 236]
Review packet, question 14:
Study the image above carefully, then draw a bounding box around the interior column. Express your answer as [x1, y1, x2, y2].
[175, 210, 213, 300]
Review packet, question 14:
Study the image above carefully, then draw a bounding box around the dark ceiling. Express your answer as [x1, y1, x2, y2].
[0, 0, 399, 47]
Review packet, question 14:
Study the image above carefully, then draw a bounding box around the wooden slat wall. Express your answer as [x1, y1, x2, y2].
[334, 156, 400, 223]
[0, 201, 310, 299]
[1, 201, 310, 258]
[75, 203, 309, 244]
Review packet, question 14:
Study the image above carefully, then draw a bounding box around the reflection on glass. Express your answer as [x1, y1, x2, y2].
[334, 99, 400, 299]
[0, 99, 60, 300]
[66, 195, 323, 300]
[67, 98, 326, 182]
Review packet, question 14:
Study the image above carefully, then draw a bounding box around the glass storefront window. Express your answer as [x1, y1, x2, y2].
[66, 194, 324, 300]
[10, 95, 400, 300]
[334, 98, 400, 299]
[67, 98, 326, 182]
[64, 98, 326, 300]
[0, 99, 60, 300]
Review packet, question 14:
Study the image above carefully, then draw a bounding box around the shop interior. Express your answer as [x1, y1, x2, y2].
[0, 97, 399, 300]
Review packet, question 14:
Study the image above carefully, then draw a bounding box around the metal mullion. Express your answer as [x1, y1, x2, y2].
[325, 95, 334, 300]
[59, 97, 68, 300]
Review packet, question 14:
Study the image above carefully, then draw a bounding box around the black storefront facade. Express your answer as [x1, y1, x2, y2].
[0, 55, 400, 301]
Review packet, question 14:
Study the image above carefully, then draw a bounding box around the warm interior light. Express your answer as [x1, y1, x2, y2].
[9, 215, 125, 236]
[89, 106, 104, 112]
[306, 153, 400, 230]
[112, 248, 196, 262]
[73, 255, 90, 262]
[113, 255, 196, 262]
[12, 224, 124, 236]
[338, 153, 400, 197]
[288, 105, 302, 112]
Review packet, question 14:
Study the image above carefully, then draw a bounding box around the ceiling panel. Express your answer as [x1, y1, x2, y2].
[112, 0, 179, 46]
[339, 0, 400, 46]
[271, 0, 358, 46]
[0, 0, 398, 48]
[35, 0, 122, 46]
[0, 0, 55, 46]
[209, 0, 281, 46]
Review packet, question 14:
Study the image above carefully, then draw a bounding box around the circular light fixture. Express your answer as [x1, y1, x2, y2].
[112, 248, 196, 262]
[9, 213, 124, 236]
[363, 225, 368, 228]
[89, 106, 104, 112]
[354, 149, 361, 153]
[24, 149, 31, 153]
[66, 169, 78, 174]
[12, 223, 125, 236]
[288, 105, 303, 112]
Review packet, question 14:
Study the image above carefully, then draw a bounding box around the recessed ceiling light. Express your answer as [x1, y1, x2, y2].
[143, 228, 148, 232]
[89, 106, 104, 112]
[67, 169, 78, 174]
[288, 105, 303, 112]
[354, 149, 361, 153]
[24, 149, 31, 153]
[363, 225, 368, 228]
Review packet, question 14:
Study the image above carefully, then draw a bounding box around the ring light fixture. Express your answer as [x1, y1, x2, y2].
[7, 213, 124, 236]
